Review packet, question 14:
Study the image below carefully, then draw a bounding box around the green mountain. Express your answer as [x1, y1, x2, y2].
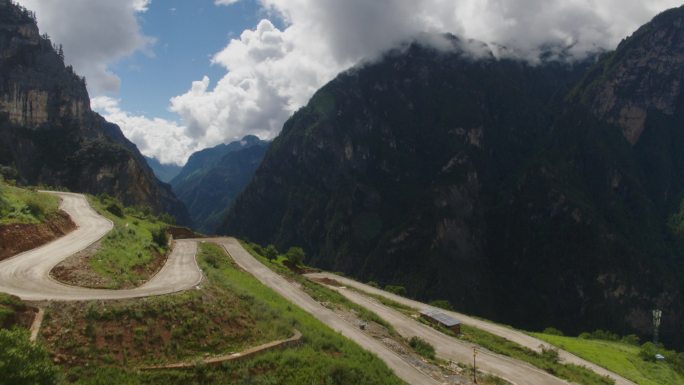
[144, 156, 182, 183]
[0, 1, 189, 224]
[171, 136, 268, 233]
[223, 7, 684, 349]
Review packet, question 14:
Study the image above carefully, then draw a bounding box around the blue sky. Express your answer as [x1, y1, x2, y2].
[113, 0, 268, 120]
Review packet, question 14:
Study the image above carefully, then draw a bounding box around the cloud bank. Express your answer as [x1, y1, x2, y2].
[16, 0, 154, 94]
[20, 0, 684, 165]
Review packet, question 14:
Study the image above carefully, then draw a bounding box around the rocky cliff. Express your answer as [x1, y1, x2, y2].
[0, 1, 189, 224]
[223, 8, 684, 348]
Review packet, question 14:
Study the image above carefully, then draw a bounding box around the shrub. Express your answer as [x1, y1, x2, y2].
[409, 336, 436, 360]
[384, 285, 407, 296]
[286, 247, 306, 266]
[367, 281, 380, 288]
[429, 300, 453, 311]
[0, 328, 61, 385]
[543, 327, 564, 336]
[639, 342, 658, 362]
[151, 226, 168, 248]
[541, 345, 560, 363]
[620, 334, 640, 346]
[105, 201, 124, 217]
[264, 244, 279, 260]
[578, 329, 619, 341]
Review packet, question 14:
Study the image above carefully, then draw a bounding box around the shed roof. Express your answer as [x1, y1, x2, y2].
[420, 308, 461, 327]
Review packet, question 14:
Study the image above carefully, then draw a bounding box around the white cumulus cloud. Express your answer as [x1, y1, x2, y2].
[15, 0, 154, 95]
[91, 96, 197, 166]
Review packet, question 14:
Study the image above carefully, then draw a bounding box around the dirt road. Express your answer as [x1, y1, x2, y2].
[217, 237, 442, 385]
[307, 272, 636, 385]
[0, 192, 202, 301]
[337, 286, 570, 385]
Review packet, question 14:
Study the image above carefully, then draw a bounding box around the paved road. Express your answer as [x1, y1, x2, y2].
[0, 192, 203, 301]
[336, 287, 569, 385]
[308, 272, 636, 385]
[217, 237, 441, 385]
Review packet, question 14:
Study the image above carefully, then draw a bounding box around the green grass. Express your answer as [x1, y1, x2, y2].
[458, 325, 614, 385]
[241, 242, 397, 332]
[533, 333, 684, 385]
[0, 181, 59, 225]
[354, 284, 614, 385]
[85, 195, 171, 288]
[59, 242, 406, 385]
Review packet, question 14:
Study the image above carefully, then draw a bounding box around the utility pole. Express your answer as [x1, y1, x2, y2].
[652, 309, 662, 345]
[473, 346, 478, 384]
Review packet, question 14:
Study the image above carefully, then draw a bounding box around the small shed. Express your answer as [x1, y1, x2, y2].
[420, 308, 461, 334]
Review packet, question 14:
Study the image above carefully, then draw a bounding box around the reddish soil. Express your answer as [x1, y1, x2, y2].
[0, 211, 76, 261]
[167, 226, 204, 239]
[282, 260, 319, 275]
[311, 277, 344, 287]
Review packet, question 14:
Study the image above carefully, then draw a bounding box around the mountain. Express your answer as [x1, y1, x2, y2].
[223, 8, 684, 349]
[170, 135, 268, 233]
[0, 1, 189, 224]
[144, 156, 182, 183]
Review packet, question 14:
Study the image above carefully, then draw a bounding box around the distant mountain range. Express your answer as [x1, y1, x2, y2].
[144, 156, 182, 183]
[223, 7, 684, 348]
[164, 136, 268, 234]
[0, 1, 189, 224]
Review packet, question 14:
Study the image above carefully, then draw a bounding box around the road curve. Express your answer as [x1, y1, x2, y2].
[335, 287, 569, 385]
[307, 272, 636, 385]
[216, 237, 441, 385]
[0, 192, 203, 301]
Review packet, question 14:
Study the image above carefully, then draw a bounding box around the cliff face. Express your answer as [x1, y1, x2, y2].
[0, 1, 189, 224]
[170, 136, 268, 234]
[223, 11, 684, 348]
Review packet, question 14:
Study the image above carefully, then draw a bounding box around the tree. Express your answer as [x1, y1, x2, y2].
[0, 328, 61, 385]
[264, 244, 279, 261]
[286, 247, 305, 266]
[384, 285, 407, 296]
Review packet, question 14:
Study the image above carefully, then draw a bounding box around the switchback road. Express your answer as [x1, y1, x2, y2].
[0, 192, 202, 301]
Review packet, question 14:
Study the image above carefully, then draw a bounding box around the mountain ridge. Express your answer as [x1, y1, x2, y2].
[222, 10, 684, 348]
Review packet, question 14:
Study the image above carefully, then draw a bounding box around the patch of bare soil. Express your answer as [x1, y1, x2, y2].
[0, 211, 76, 261]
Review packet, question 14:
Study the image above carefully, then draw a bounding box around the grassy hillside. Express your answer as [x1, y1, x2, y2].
[533, 333, 684, 385]
[0, 181, 60, 225]
[45, 243, 405, 385]
[60, 195, 172, 289]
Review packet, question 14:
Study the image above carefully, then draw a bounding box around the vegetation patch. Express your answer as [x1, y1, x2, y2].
[0, 180, 59, 225]
[242, 242, 396, 332]
[0, 293, 35, 330]
[408, 336, 436, 360]
[48, 242, 404, 385]
[534, 332, 684, 385]
[53, 195, 172, 289]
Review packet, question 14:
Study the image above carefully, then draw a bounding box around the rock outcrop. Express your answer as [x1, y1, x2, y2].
[0, 1, 189, 224]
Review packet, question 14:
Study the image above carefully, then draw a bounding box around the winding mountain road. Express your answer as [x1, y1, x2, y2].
[0, 192, 634, 385]
[307, 272, 636, 385]
[0, 192, 203, 301]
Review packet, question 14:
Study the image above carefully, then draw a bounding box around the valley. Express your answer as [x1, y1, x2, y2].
[2, 1, 684, 384]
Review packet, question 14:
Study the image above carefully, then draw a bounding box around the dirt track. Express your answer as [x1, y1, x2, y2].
[0, 192, 202, 301]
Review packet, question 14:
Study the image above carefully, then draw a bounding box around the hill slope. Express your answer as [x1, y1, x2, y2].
[223, 9, 684, 350]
